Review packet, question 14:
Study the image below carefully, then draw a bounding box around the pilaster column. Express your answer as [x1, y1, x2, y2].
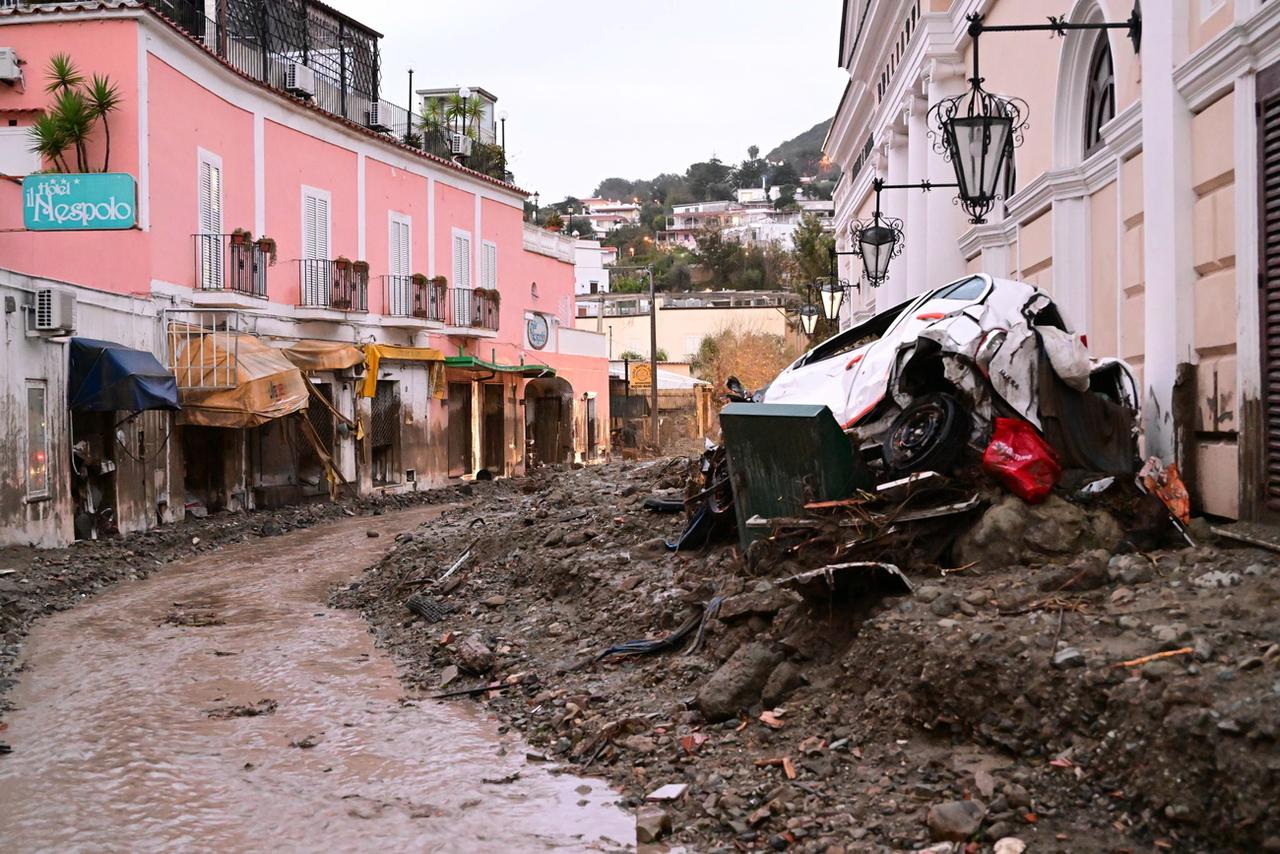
[883, 124, 910, 308]
[924, 59, 969, 288]
[905, 86, 930, 298]
[1140, 0, 1194, 462]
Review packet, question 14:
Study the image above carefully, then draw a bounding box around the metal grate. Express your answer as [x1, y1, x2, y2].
[164, 309, 243, 391]
[1258, 65, 1280, 509]
[369, 380, 398, 451]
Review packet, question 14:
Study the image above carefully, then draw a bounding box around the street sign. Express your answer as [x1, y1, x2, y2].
[630, 363, 653, 387]
[23, 173, 137, 231]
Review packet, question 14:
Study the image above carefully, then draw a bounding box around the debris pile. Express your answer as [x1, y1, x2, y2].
[338, 460, 1280, 852]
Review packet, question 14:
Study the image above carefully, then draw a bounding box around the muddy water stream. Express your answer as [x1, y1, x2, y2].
[0, 507, 633, 852]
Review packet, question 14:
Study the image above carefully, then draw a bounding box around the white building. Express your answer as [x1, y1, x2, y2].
[659, 198, 834, 250]
[575, 198, 642, 234]
[573, 237, 612, 297]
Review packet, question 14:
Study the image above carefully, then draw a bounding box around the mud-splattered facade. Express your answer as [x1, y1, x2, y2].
[827, 0, 1280, 520]
[0, 2, 608, 547]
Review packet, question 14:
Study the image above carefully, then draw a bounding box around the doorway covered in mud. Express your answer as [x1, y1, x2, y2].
[482, 384, 505, 474]
[369, 380, 401, 485]
[447, 382, 473, 478]
[525, 377, 574, 467]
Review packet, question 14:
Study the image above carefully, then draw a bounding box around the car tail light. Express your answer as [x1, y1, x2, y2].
[917, 312, 946, 320]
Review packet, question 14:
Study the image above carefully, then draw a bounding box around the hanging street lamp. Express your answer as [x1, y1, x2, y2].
[928, 6, 1140, 223]
[818, 279, 845, 322]
[798, 303, 820, 337]
[847, 178, 956, 288]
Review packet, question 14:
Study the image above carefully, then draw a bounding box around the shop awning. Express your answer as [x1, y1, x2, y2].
[361, 344, 445, 398]
[444, 355, 556, 378]
[280, 340, 365, 372]
[175, 334, 309, 428]
[67, 338, 181, 412]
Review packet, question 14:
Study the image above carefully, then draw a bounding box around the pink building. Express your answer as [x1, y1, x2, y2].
[0, 0, 609, 547]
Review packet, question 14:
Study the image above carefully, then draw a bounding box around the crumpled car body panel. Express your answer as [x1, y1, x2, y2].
[763, 274, 1138, 441]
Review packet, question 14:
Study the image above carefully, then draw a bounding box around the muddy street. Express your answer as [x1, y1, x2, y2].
[0, 506, 632, 853]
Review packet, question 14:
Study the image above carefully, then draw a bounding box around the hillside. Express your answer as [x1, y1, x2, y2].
[765, 118, 832, 164]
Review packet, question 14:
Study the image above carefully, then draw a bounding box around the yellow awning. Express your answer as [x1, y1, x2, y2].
[362, 344, 445, 398]
[280, 340, 365, 372]
[176, 334, 309, 428]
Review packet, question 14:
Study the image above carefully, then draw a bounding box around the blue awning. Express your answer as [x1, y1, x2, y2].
[68, 338, 181, 413]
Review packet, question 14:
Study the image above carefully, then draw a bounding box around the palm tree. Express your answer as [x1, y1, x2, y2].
[84, 74, 121, 171]
[52, 89, 94, 172]
[27, 113, 72, 173]
[417, 97, 448, 155]
[445, 91, 468, 136]
[44, 53, 84, 95]
[463, 97, 484, 141]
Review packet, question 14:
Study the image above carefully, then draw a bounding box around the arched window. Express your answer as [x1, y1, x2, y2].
[1083, 35, 1115, 157]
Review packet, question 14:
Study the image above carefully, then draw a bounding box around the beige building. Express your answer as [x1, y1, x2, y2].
[575, 291, 800, 362]
[827, 0, 1280, 520]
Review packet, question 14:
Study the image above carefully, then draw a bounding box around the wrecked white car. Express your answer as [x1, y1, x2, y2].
[761, 274, 1140, 476]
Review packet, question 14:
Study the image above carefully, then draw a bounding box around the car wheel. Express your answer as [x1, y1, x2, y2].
[881, 392, 970, 475]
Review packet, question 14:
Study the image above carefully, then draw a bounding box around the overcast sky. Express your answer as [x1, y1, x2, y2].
[326, 1, 848, 201]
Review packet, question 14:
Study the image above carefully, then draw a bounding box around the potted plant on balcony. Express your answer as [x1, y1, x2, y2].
[411, 272, 429, 286]
[334, 256, 353, 271]
[255, 235, 277, 265]
[544, 211, 564, 232]
[230, 228, 253, 247]
[352, 260, 370, 276]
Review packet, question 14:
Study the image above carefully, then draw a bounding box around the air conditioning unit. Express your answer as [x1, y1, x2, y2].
[284, 62, 315, 98]
[0, 48, 20, 84]
[33, 288, 75, 334]
[366, 102, 391, 133]
[449, 133, 473, 158]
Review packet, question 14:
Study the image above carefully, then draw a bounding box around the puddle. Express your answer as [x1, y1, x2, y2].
[0, 507, 633, 852]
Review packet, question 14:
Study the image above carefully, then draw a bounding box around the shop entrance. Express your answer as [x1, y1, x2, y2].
[447, 382, 473, 478]
[481, 384, 505, 474]
[524, 377, 574, 467]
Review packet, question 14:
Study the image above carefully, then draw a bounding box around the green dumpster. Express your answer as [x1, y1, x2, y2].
[719, 402, 873, 552]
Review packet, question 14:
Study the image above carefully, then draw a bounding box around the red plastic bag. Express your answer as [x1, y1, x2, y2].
[982, 417, 1062, 504]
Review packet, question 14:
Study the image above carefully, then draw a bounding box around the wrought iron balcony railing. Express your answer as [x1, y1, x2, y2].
[298, 259, 368, 312]
[193, 233, 269, 298]
[382, 275, 445, 322]
[449, 288, 499, 331]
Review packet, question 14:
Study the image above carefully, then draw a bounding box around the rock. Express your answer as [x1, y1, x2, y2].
[618, 735, 658, 754]
[261, 520, 283, 537]
[915, 584, 943, 603]
[929, 593, 958, 617]
[1193, 637, 1214, 661]
[926, 800, 986, 842]
[366, 529, 380, 538]
[635, 806, 672, 843]
[646, 783, 688, 801]
[718, 587, 801, 622]
[563, 529, 596, 548]
[482, 595, 508, 607]
[1053, 647, 1085, 669]
[1193, 570, 1242, 589]
[637, 537, 669, 557]
[439, 665, 459, 687]
[954, 495, 1123, 567]
[696, 642, 782, 723]
[761, 661, 805, 707]
[457, 635, 495, 673]
[1002, 784, 1031, 809]
[993, 838, 1027, 854]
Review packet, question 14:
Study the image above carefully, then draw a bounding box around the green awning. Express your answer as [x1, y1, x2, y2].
[445, 356, 556, 378]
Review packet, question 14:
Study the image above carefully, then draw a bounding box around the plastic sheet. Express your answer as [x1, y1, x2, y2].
[982, 417, 1062, 504]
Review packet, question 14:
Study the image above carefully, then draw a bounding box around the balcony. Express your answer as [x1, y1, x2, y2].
[192, 234, 270, 309]
[446, 287, 499, 336]
[382, 274, 445, 329]
[296, 259, 369, 318]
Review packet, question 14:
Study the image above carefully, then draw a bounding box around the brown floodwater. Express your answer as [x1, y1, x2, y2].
[0, 507, 634, 853]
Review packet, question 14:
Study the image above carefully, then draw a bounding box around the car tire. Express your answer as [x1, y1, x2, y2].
[881, 392, 970, 475]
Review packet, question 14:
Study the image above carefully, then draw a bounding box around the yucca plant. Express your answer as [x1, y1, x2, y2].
[85, 74, 121, 171]
[27, 113, 72, 173]
[27, 55, 123, 173]
[417, 97, 449, 156]
[44, 53, 84, 95]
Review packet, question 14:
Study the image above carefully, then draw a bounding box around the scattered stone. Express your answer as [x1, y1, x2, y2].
[761, 661, 805, 707]
[646, 783, 688, 801]
[439, 665, 459, 687]
[1052, 647, 1085, 669]
[456, 635, 495, 673]
[1193, 570, 1242, 589]
[696, 642, 782, 723]
[926, 800, 986, 842]
[993, 838, 1027, 854]
[366, 530, 380, 538]
[635, 806, 672, 843]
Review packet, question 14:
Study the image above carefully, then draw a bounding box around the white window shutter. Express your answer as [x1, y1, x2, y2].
[484, 243, 497, 289]
[199, 159, 222, 290]
[453, 233, 471, 289]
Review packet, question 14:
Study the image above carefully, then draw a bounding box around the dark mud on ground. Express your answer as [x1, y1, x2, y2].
[337, 461, 1280, 853]
[0, 484, 471, 714]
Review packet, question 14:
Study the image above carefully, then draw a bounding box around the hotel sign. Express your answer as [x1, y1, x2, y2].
[23, 173, 137, 231]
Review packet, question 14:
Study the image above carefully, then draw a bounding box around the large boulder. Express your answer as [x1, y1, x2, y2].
[953, 494, 1123, 567]
[696, 642, 782, 723]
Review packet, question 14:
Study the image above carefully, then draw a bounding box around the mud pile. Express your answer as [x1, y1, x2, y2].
[0, 483, 468, 710]
[339, 460, 1280, 852]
